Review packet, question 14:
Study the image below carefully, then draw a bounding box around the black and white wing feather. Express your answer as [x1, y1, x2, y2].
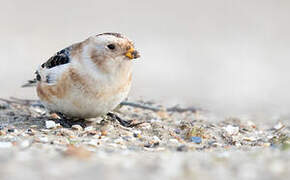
[22, 46, 72, 87]
[41, 46, 71, 69]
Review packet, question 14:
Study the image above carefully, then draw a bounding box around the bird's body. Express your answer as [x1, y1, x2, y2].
[28, 33, 140, 118]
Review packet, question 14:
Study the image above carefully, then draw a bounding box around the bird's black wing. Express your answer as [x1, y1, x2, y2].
[41, 46, 72, 69]
[22, 46, 72, 87]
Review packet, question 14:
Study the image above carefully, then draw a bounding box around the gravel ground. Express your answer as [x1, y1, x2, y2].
[0, 99, 289, 180]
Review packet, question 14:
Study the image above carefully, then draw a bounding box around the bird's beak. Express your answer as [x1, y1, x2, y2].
[125, 47, 140, 60]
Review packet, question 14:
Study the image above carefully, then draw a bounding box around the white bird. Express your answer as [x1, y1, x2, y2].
[23, 33, 140, 125]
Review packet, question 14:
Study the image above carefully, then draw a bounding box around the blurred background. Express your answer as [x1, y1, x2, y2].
[1, 0, 290, 122]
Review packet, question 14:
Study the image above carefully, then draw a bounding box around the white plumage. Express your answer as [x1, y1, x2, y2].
[27, 33, 140, 118]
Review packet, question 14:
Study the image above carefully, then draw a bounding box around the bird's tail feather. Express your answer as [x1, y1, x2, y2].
[22, 79, 37, 88]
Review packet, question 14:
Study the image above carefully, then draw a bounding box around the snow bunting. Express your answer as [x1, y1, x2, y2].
[24, 33, 140, 120]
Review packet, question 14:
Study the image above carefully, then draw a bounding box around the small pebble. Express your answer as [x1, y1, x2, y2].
[144, 143, 151, 148]
[114, 138, 124, 144]
[7, 128, 15, 133]
[169, 139, 179, 144]
[152, 136, 161, 142]
[87, 139, 100, 147]
[274, 122, 284, 130]
[84, 126, 94, 131]
[133, 130, 142, 138]
[139, 123, 151, 129]
[88, 130, 98, 136]
[71, 125, 83, 131]
[59, 128, 75, 137]
[191, 136, 202, 144]
[211, 142, 222, 147]
[174, 129, 181, 134]
[150, 118, 161, 123]
[235, 142, 242, 147]
[35, 136, 49, 143]
[243, 136, 256, 142]
[30, 125, 38, 128]
[6, 111, 15, 116]
[45, 121, 56, 129]
[144, 141, 159, 148]
[263, 143, 271, 147]
[101, 130, 107, 136]
[0, 130, 6, 136]
[224, 125, 239, 135]
[56, 123, 62, 128]
[0, 101, 9, 109]
[30, 107, 46, 115]
[26, 128, 36, 135]
[267, 135, 274, 139]
[177, 145, 188, 152]
[50, 113, 61, 119]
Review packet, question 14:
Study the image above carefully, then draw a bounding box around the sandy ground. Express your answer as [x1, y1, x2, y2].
[0, 99, 289, 180]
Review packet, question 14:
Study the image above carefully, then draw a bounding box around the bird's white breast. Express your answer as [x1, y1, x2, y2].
[37, 54, 132, 118]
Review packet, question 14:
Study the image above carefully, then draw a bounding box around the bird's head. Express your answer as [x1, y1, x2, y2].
[87, 32, 140, 61]
[78, 33, 140, 74]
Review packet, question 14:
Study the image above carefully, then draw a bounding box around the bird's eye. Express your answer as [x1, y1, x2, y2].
[107, 44, 116, 50]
